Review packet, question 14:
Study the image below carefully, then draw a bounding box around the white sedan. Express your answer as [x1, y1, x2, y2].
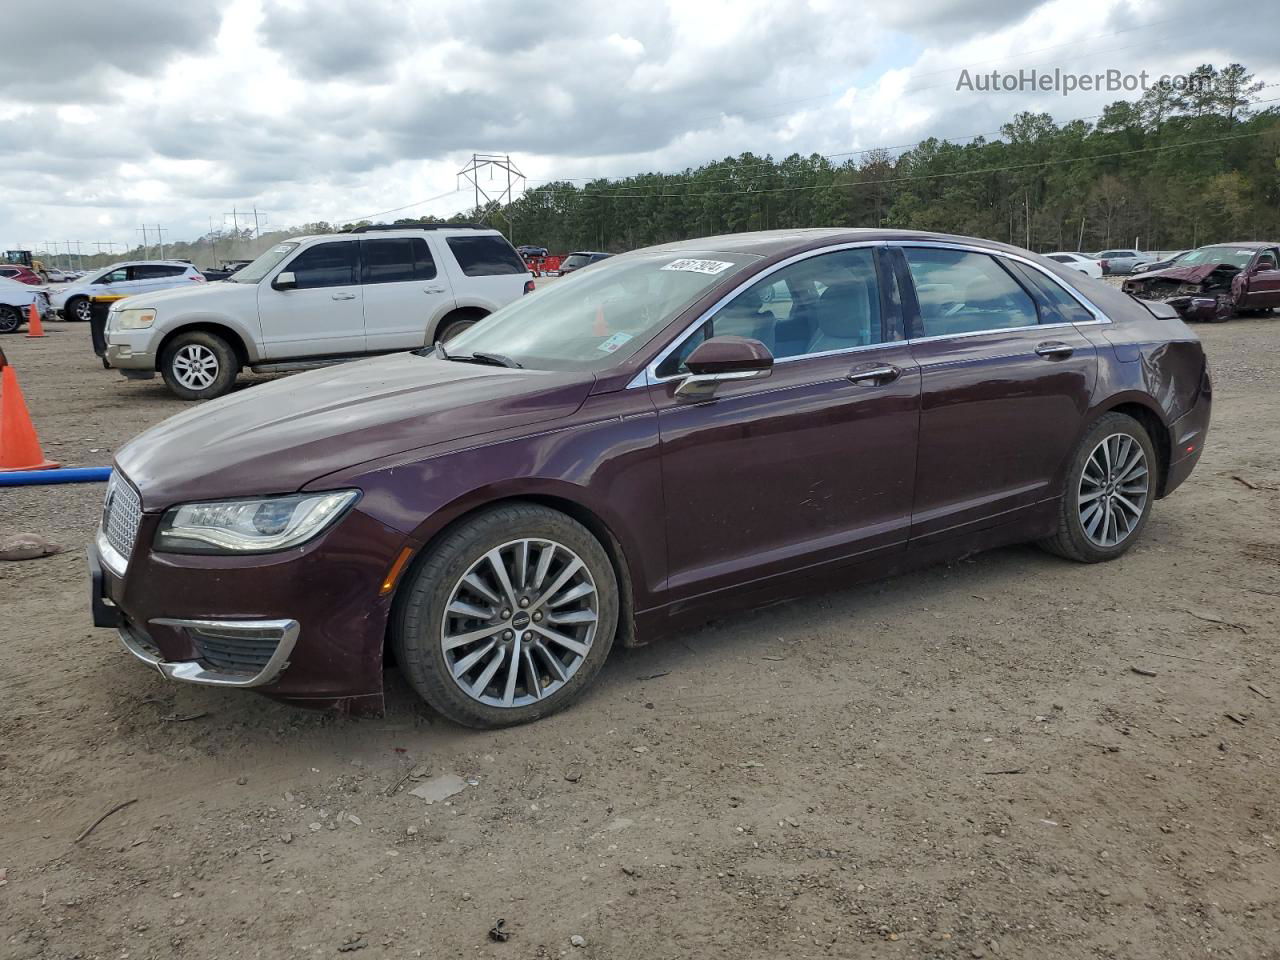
[0, 277, 50, 334]
[1044, 252, 1104, 279]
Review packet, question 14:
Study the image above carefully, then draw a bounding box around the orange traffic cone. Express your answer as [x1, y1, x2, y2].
[0, 349, 59, 471]
[25, 302, 44, 338]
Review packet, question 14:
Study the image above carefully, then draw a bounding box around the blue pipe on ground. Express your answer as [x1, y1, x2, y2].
[0, 466, 112, 486]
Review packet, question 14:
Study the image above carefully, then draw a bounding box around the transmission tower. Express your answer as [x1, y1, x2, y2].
[457, 154, 525, 231]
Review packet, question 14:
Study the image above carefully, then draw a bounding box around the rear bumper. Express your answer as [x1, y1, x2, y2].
[1163, 370, 1212, 496]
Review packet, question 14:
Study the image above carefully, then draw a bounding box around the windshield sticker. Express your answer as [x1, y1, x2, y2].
[597, 332, 634, 354]
[661, 258, 734, 275]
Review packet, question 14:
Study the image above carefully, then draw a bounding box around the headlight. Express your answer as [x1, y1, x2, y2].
[155, 490, 359, 554]
[114, 308, 157, 330]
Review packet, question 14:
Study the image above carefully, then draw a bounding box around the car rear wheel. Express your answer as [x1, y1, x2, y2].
[66, 296, 91, 323]
[437, 319, 476, 343]
[392, 503, 618, 728]
[0, 305, 22, 334]
[1039, 412, 1156, 563]
[160, 331, 238, 400]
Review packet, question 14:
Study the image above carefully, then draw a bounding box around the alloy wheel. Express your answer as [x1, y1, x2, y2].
[1078, 432, 1149, 548]
[172, 344, 220, 390]
[0, 306, 20, 333]
[73, 298, 91, 322]
[440, 538, 599, 708]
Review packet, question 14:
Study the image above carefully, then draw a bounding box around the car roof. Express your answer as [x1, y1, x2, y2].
[292, 226, 505, 243]
[1201, 241, 1273, 249]
[635, 228, 1083, 261]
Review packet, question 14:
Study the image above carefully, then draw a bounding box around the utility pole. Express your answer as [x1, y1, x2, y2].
[225, 208, 240, 237]
[251, 206, 268, 239]
[138, 225, 150, 259]
[154, 225, 167, 260]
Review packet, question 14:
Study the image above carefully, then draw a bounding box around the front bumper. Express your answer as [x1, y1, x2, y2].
[86, 504, 406, 709]
[104, 339, 156, 370]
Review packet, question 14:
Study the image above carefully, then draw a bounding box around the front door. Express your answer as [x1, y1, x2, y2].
[257, 240, 364, 358]
[1239, 248, 1280, 309]
[651, 246, 920, 604]
[896, 244, 1098, 544]
[361, 236, 454, 351]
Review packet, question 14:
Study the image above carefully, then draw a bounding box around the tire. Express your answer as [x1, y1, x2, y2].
[66, 296, 91, 323]
[436, 319, 476, 343]
[392, 503, 619, 728]
[0, 305, 21, 334]
[1038, 412, 1157, 563]
[160, 330, 239, 400]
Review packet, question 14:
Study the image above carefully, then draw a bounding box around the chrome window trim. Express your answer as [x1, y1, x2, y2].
[629, 239, 1110, 389]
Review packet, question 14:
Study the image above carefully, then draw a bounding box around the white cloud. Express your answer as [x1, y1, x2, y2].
[0, 0, 1275, 252]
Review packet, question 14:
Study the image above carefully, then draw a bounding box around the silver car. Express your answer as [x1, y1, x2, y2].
[1092, 249, 1154, 276]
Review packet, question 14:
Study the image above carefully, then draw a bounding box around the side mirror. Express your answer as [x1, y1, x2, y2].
[675, 336, 773, 400]
[273, 271, 297, 289]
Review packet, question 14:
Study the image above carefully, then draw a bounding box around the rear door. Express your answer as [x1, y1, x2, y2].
[360, 237, 452, 351]
[442, 233, 530, 311]
[256, 240, 364, 358]
[896, 244, 1098, 544]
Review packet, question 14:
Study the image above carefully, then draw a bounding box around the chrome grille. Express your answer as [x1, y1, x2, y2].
[103, 473, 142, 566]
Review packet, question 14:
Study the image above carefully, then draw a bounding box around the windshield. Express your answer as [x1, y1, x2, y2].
[1178, 246, 1257, 269]
[443, 251, 758, 372]
[561, 254, 593, 269]
[231, 242, 299, 283]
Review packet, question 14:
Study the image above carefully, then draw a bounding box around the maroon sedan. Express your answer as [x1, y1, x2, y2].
[89, 230, 1211, 727]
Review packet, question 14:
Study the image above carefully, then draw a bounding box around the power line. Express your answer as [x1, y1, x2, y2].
[337, 188, 466, 226]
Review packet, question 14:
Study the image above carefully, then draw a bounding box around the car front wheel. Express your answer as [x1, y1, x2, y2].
[0, 305, 22, 334]
[1039, 412, 1157, 563]
[392, 503, 619, 728]
[67, 296, 92, 322]
[160, 331, 239, 400]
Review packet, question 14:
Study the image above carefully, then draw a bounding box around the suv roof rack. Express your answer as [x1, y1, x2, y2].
[345, 222, 490, 234]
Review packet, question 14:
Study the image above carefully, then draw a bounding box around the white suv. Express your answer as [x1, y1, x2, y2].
[52, 261, 206, 322]
[103, 225, 533, 399]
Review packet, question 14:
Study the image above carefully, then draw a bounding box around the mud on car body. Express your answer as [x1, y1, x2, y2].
[1123, 242, 1280, 322]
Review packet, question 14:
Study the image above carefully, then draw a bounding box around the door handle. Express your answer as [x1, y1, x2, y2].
[423, 286, 446, 294]
[1035, 341, 1073, 359]
[331, 292, 356, 301]
[847, 364, 901, 385]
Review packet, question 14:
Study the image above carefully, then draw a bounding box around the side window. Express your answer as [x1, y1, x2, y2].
[446, 235, 527, 276]
[657, 248, 883, 377]
[1006, 261, 1094, 325]
[903, 248, 1039, 337]
[95, 268, 128, 284]
[361, 238, 436, 283]
[285, 242, 358, 289]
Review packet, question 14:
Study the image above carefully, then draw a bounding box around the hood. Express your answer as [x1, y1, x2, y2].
[1127, 263, 1238, 285]
[122, 280, 241, 309]
[116, 353, 594, 509]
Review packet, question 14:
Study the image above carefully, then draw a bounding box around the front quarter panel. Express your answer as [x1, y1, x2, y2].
[307, 388, 668, 615]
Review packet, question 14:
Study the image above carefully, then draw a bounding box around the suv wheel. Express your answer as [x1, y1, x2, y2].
[0, 305, 22, 334]
[392, 503, 619, 728]
[437, 319, 476, 343]
[1039, 412, 1156, 563]
[160, 331, 239, 400]
[66, 296, 91, 322]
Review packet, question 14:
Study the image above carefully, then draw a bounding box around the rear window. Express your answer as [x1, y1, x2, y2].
[362, 237, 436, 283]
[133, 264, 188, 279]
[446, 235, 527, 277]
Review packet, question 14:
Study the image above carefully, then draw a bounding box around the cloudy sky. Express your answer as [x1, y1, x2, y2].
[2, 0, 1277, 253]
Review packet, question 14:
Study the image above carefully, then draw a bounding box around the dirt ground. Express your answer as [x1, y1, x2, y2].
[2, 309, 1279, 960]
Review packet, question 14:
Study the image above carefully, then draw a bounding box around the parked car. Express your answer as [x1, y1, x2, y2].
[0, 265, 44, 285]
[1092, 249, 1153, 275]
[102, 224, 534, 400]
[558, 251, 611, 274]
[1043, 252, 1103, 279]
[51, 261, 206, 322]
[1123, 242, 1280, 321]
[0, 277, 50, 333]
[516, 245, 549, 259]
[89, 228, 1210, 727]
